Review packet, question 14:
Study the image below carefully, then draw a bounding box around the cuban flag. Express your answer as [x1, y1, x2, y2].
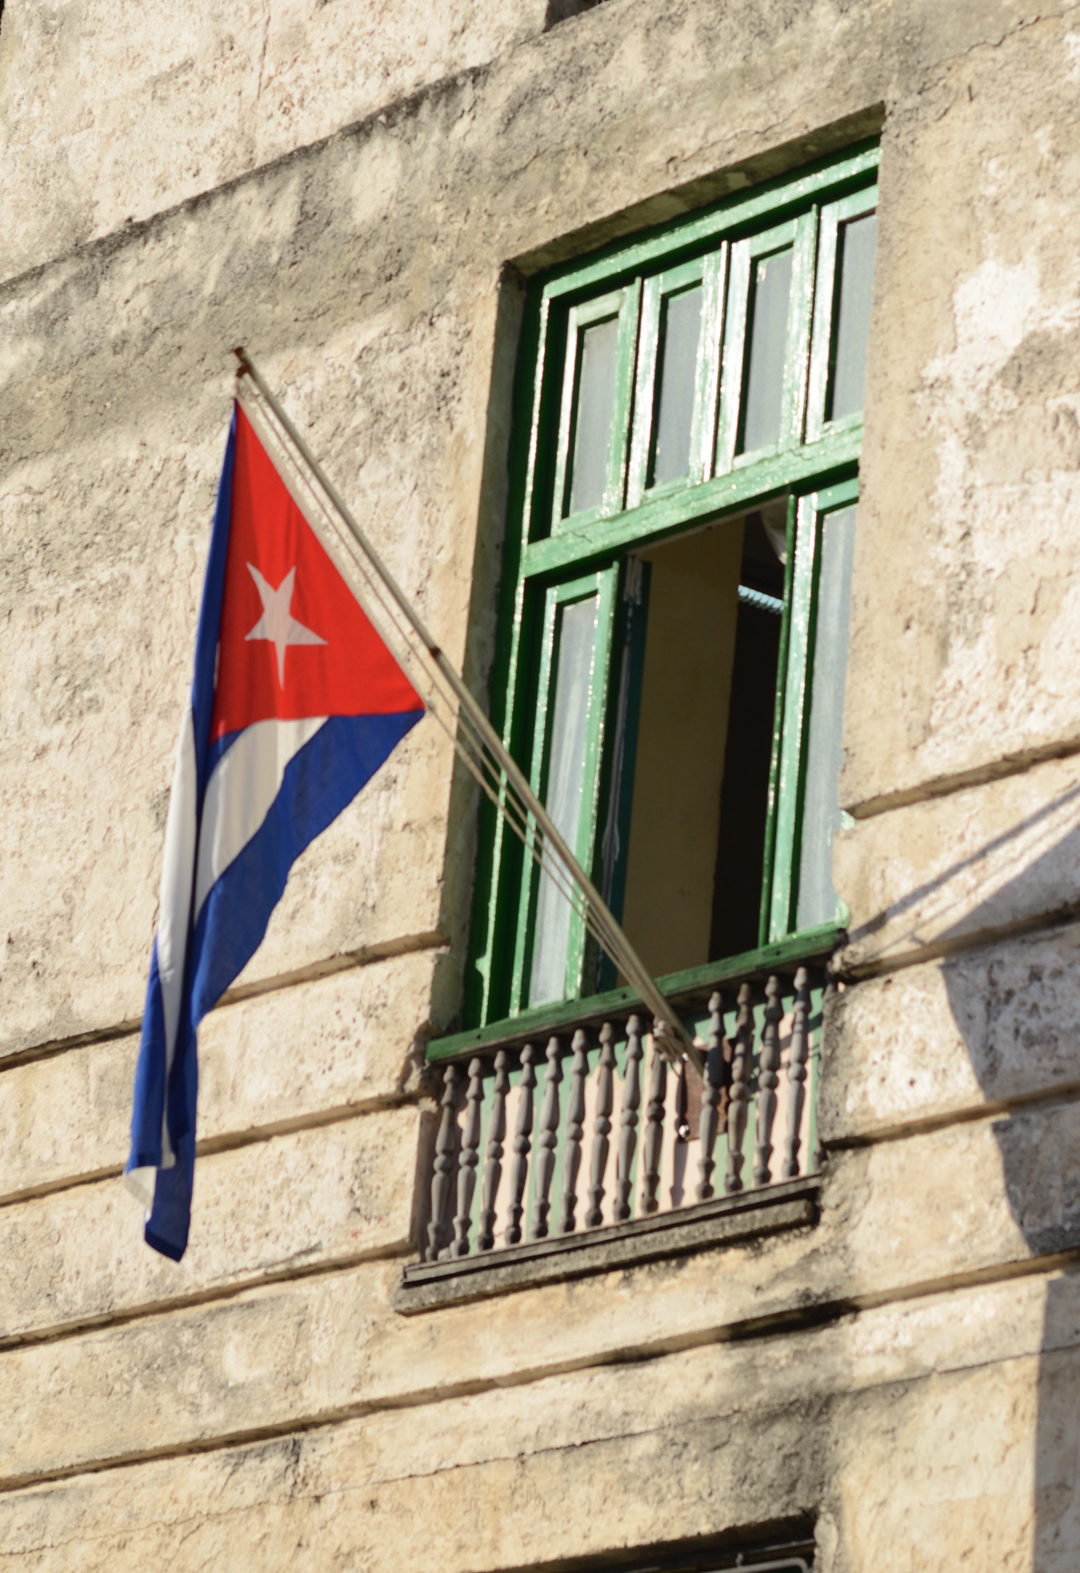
[126, 404, 424, 1260]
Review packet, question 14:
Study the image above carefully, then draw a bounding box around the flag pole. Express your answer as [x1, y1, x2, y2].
[232, 347, 701, 1071]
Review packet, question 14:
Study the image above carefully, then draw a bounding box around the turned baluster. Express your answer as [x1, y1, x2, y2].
[506, 1045, 537, 1245]
[426, 1063, 461, 1261]
[641, 1031, 668, 1214]
[614, 1014, 644, 1221]
[725, 982, 754, 1194]
[478, 1049, 509, 1250]
[696, 991, 725, 1201]
[674, 1058, 690, 1142]
[560, 1029, 590, 1233]
[532, 1036, 562, 1239]
[451, 1058, 484, 1256]
[781, 967, 812, 1179]
[753, 974, 784, 1187]
[586, 1023, 617, 1227]
[813, 974, 837, 1172]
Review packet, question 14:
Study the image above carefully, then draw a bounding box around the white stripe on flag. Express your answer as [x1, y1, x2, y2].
[193, 716, 327, 923]
[156, 702, 199, 1164]
[124, 701, 199, 1212]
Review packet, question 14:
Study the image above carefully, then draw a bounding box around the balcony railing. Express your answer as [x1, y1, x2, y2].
[415, 939, 836, 1271]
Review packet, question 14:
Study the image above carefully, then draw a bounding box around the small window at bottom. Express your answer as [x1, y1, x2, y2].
[558, 1540, 813, 1573]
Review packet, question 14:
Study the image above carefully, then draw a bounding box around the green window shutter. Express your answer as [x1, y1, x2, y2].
[767, 479, 860, 941]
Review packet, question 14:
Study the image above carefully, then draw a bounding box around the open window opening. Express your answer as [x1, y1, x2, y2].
[605, 501, 788, 985]
[521, 481, 855, 1012]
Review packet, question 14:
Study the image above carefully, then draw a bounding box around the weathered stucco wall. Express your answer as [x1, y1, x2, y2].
[842, 11, 1080, 817]
[0, 0, 556, 283]
[2, 0, 1080, 1567]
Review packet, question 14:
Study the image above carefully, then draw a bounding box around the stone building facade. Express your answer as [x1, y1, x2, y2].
[2, 0, 1080, 1567]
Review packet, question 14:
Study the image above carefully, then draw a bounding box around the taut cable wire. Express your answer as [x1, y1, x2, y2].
[234, 388, 609, 953]
[232, 353, 701, 1070]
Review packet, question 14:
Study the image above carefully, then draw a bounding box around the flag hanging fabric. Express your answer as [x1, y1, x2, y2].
[126, 404, 424, 1260]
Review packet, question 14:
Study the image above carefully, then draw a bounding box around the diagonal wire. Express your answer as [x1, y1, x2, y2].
[237, 384, 616, 960]
[240, 381, 682, 997]
[234, 375, 699, 1063]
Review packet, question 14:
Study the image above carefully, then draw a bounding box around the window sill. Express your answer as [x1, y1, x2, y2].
[394, 1174, 820, 1313]
[430, 924, 843, 1065]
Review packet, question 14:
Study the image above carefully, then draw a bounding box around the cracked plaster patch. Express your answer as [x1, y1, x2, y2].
[912, 253, 1080, 777]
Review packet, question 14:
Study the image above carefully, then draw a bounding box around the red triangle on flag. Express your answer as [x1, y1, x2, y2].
[210, 406, 423, 742]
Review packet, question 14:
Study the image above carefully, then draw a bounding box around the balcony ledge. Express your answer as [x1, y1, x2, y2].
[395, 1174, 820, 1312]
[426, 926, 843, 1064]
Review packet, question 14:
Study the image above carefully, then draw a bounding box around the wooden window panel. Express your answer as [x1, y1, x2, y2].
[550, 285, 641, 534]
[509, 568, 620, 1013]
[626, 250, 726, 510]
[805, 187, 879, 441]
[766, 477, 859, 942]
[795, 493, 858, 930]
[715, 212, 818, 474]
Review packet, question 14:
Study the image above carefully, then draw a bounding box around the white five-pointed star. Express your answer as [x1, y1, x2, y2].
[244, 563, 326, 687]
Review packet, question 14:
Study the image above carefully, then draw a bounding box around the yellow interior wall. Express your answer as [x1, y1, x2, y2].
[620, 520, 743, 978]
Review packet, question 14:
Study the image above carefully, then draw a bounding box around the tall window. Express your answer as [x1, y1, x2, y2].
[466, 144, 878, 1031]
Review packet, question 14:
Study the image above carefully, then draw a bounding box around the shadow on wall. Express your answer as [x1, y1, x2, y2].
[848, 777, 1080, 963]
[944, 813, 1080, 1572]
[853, 783, 1080, 1569]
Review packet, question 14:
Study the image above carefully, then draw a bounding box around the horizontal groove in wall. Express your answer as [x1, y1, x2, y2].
[0, 1090, 426, 1213]
[0, 1237, 414, 1356]
[839, 900, 1080, 982]
[0, 929, 447, 1073]
[822, 1077, 1080, 1153]
[1, 1183, 812, 1353]
[847, 732, 1080, 821]
[0, 57, 497, 299]
[2, 1245, 1078, 1498]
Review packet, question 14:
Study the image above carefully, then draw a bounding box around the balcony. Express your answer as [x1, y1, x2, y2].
[399, 932, 838, 1309]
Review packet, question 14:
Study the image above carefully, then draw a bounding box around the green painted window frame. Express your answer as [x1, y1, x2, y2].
[805, 188, 880, 441]
[627, 251, 726, 505]
[714, 212, 817, 473]
[765, 477, 860, 941]
[460, 141, 878, 1036]
[509, 567, 620, 1013]
[552, 286, 642, 531]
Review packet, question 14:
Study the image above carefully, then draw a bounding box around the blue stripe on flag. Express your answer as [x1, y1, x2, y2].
[143, 707, 422, 1260]
[126, 416, 236, 1190]
[127, 939, 168, 1171]
[190, 709, 422, 1025]
[145, 1140, 196, 1262]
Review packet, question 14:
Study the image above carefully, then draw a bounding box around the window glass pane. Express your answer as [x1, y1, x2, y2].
[740, 247, 792, 453]
[709, 507, 786, 959]
[650, 284, 703, 486]
[568, 316, 620, 515]
[529, 594, 599, 1004]
[829, 211, 877, 421]
[795, 503, 857, 931]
